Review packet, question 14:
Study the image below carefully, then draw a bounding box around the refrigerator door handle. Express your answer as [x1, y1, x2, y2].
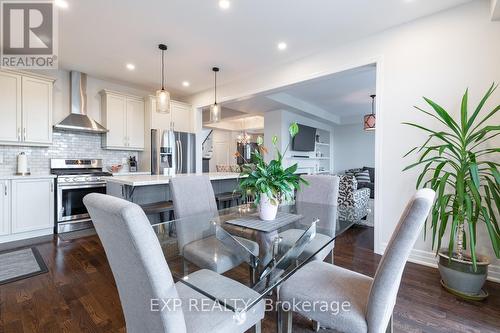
[176, 140, 181, 173]
[179, 141, 184, 173]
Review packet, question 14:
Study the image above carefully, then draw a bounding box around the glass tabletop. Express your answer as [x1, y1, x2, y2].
[151, 202, 355, 314]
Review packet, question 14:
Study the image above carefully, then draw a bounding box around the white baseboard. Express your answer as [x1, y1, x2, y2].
[380, 242, 500, 283]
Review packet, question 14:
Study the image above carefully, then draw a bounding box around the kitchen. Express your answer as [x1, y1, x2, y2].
[0, 67, 227, 244]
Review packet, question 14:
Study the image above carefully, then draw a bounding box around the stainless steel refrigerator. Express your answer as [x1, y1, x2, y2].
[151, 129, 196, 175]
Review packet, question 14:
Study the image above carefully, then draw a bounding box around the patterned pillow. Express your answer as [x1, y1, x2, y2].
[216, 165, 231, 172]
[230, 165, 241, 173]
[354, 170, 370, 183]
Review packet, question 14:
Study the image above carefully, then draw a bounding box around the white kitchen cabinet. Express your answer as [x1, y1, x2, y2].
[126, 97, 145, 149]
[22, 76, 53, 145]
[170, 100, 193, 133]
[0, 72, 22, 143]
[101, 90, 145, 150]
[0, 70, 54, 146]
[0, 181, 10, 236]
[11, 178, 54, 234]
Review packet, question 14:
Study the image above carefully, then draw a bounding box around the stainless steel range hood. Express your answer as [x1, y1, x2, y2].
[54, 71, 108, 133]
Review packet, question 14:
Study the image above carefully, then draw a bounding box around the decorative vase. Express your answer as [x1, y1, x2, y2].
[438, 249, 489, 299]
[258, 193, 278, 221]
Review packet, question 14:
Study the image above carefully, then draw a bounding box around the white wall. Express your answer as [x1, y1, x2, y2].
[333, 123, 375, 173]
[189, 2, 500, 280]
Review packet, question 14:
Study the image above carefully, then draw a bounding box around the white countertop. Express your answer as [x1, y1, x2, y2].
[104, 172, 242, 186]
[0, 174, 56, 180]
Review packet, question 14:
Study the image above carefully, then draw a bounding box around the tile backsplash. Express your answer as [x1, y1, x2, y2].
[0, 130, 139, 176]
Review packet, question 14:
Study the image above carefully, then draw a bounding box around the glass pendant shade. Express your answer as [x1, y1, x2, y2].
[364, 94, 376, 131]
[156, 89, 170, 113]
[156, 44, 170, 114]
[210, 103, 221, 123]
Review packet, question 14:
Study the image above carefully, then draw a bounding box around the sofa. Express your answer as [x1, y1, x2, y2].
[345, 166, 375, 199]
[337, 175, 370, 223]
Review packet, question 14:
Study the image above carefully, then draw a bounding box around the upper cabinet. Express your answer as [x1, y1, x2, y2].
[144, 96, 194, 133]
[0, 71, 54, 146]
[170, 100, 193, 133]
[101, 90, 145, 150]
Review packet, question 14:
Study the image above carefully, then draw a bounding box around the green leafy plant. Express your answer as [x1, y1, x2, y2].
[238, 122, 308, 205]
[403, 84, 500, 270]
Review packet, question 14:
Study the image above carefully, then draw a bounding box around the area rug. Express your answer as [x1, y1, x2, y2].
[0, 247, 48, 285]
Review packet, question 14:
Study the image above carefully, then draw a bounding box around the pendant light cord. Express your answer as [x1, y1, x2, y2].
[371, 94, 376, 115]
[161, 49, 165, 90]
[214, 70, 217, 104]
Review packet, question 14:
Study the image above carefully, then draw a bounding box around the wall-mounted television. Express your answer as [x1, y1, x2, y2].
[292, 124, 317, 152]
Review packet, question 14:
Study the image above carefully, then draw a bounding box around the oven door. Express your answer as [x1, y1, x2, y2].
[57, 183, 106, 230]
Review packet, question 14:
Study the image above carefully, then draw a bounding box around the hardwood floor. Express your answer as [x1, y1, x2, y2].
[1, 226, 499, 333]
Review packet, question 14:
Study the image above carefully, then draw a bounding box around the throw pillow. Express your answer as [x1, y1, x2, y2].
[354, 170, 370, 183]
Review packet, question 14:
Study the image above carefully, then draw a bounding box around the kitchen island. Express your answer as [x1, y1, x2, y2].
[104, 173, 243, 221]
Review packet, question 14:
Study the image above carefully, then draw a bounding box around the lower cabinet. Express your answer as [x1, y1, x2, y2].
[2, 178, 54, 238]
[0, 181, 9, 236]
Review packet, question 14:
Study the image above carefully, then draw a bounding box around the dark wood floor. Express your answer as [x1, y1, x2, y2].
[1, 226, 499, 333]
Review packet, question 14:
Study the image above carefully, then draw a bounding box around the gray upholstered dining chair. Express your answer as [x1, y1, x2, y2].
[278, 188, 435, 333]
[84, 193, 264, 333]
[170, 175, 259, 277]
[278, 175, 340, 263]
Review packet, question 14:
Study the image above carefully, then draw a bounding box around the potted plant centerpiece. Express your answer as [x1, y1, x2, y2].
[238, 122, 308, 221]
[404, 84, 499, 299]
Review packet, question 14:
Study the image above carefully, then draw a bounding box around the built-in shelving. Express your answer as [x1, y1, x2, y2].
[286, 126, 332, 175]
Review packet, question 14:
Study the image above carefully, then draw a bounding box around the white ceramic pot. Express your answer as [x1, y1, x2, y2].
[259, 193, 278, 221]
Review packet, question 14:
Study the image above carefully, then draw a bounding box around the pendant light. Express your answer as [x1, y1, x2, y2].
[210, 67, 221, 123]
[364, 94, 376, 131]
[156, 44, 170, 113]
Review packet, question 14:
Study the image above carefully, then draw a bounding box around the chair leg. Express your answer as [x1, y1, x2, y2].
[386, 314, 393, 333]
[312, 320, 320, 332]
[280, 306, 293, 333]
[249, 265, 257, 286]
[182, 258, 189, 276]
[253, 320, 261, 333]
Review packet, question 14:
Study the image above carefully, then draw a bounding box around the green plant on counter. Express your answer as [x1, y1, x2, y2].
[404, 83, 500, 270]
[237, 122, 308, 205]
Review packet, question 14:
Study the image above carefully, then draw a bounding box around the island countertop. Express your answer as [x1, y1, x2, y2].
[103, 172, 243, 186]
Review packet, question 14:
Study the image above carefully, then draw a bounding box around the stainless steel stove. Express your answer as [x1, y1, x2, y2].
[51, 159, 112, 233]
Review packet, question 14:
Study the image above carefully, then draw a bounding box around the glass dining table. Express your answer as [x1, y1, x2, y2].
[151, 201, 355, 317]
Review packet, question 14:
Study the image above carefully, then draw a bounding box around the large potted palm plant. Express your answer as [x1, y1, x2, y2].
[404, 84, 499, 299]
[238, 122, 308, 220]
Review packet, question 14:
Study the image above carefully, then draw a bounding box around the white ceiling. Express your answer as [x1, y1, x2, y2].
[221, 64, 377, 124]
[58, 0, 471, 97]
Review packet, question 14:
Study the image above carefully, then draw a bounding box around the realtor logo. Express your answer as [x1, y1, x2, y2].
[1, 0, 58, 68]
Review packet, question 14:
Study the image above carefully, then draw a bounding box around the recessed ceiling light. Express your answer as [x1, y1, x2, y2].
[182, 81, 190, 87]
[55, 0, 69, 9]
[277, 42, 287, 51]
[219, 0, 230, 10]
[126, 63, 135, 71]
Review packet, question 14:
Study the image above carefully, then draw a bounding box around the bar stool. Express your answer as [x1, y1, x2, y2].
[215, 191, 242, 209]
[140, 201, 175, 235]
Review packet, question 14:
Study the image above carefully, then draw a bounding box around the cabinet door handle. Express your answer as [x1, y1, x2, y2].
[23, 128, 26, 141]
[17, 128, 21, 141]
[4, 184, 7, 196]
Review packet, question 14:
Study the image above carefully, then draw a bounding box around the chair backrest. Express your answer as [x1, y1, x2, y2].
[365, 188, 435, 332]
[170, 175, 218, 255]
[296, 175, 339, 237]
[297, 175, 340, 205]
[337, 175, 358, 207]
[170, 175, 218, 218]
[83, 193, 186, 333]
